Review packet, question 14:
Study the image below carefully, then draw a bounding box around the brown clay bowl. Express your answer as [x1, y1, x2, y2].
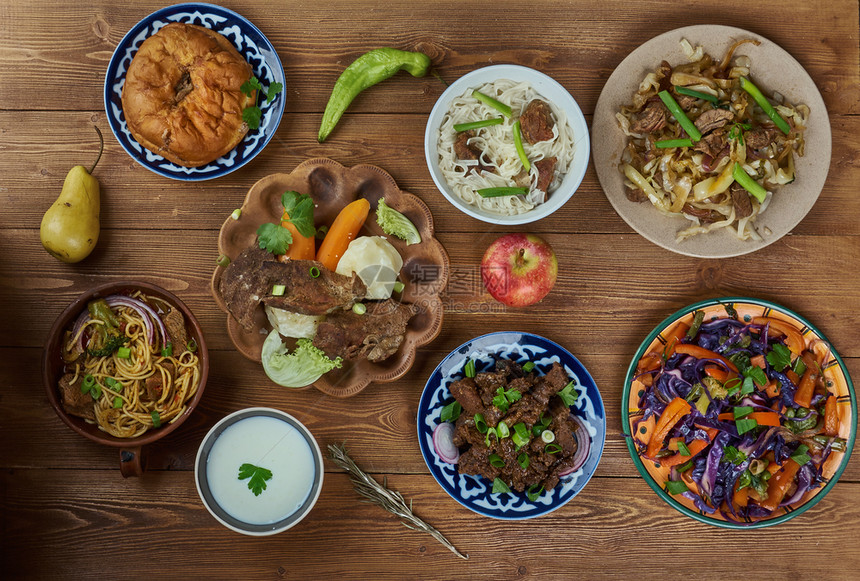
[43, 281, 209, 477]
[211, 158, 450, 398]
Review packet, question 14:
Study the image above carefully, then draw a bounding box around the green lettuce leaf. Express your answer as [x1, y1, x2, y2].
[261, 330, 342, 388]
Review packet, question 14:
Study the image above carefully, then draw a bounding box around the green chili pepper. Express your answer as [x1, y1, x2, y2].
[318, 48, 432, 142]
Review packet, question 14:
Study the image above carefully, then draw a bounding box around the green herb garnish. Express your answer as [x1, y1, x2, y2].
[766, 343, 792, 371]
[238, 462, 273, 496]
[256, 191, 316, 255]
[240, 77, 284, 130]
[492, 386, 522, 413]
[464, 359, 476, 378]
[440, 401, 462, 423]
[665, 479, 690, 495]
[557, 380, 578, 406]
[723, 445, 747, 465]
[491, 478, 511, 494]
[791, 444, 811, 466]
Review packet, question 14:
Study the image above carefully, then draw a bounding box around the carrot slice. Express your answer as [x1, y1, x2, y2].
[824, 395, 839, 437]
[657, 428, 717, 467]
[315, 198, 370, 271]
[794, 351, 819, 408]
[758, 459, 801, 511]
[753, 317, 805, 355]
[645, 397, 692, 459]
[277, 210, 316, 261]
[674, 344, 739, 373]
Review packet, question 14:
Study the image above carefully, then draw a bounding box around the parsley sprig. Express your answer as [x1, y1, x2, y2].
[238, 462, 273, 496]
[240, 77, 284, 130]
[256, 191, 317, 255]
[557, 380, 579, 406]
[492, 387, 522, 413]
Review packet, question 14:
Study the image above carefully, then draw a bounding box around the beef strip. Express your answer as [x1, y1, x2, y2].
[454, 130, 494, 174]
[675, 93, 698, 110]
[519, 99, 555, 144]
[162, 307, 187, 354]
[534, 157, 557, 193]
[58, 373, 95, 421]
[693, 129, 728, 159]
[629, 100, 666, 134]
[682, 203, 724, 224]
[730, 182, 754, 218]
[311, 299, 417, 362]
[144, 361, 176, 401]
[625, 183, 649, 203]
[744, 125, 780, 150]
[694, 108, 734, 134]
[219, 246, 366, 331]
[449, 377, 484, 417]
[657, 60, 673, 93]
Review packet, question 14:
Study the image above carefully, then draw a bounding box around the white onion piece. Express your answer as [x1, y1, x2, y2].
[433, 422, 460, 464]
[558, 414, 590, 477]
[105, 295, 167, 346]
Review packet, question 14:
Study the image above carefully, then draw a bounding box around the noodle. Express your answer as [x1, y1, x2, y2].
[437, 79, 576, 216]
[59, 292, 200, 438]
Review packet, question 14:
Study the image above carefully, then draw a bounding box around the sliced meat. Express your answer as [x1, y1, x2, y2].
[682, 203, 724, 224]
[625, 183, 649, 203]
[730, 183, 754, 218]
[449, 377, 484, 417]
[58, 374, 95, 421]
[693, 129, 728, 159]
[144, 362, 176, 401]
[744, 125, 780, 151]
[219, 246, 366, 331]
[629, 100, 666, 134]
[694, 108, 734, 134]
[519, 100, 555, 144]
[454, 130, 494, 174]
[162, 307, 188, 354]
[534, 156, 557, 193]
[657, 60, 673, 93]
[311, 300, 417, 362]
[675, 93, 698, 110]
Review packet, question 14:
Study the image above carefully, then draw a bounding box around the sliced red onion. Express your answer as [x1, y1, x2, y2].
[105, 295, 167, 347]
[433, 422, 460, 464]
[558, 414, 590, 477]
[71, 308, 90, 352]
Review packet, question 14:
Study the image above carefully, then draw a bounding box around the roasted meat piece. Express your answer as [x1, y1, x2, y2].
[630, 100, 666, 134]
[219, 246, 366, 331]
[694, 108, 734, 134]
[730, 183, 754, 218]
[534, 156, 558, 193]
[312, 299, 418, 362]
[58, 374, 95, 421]
[454, 130, 494, 174]
[519, 99, 556, 144]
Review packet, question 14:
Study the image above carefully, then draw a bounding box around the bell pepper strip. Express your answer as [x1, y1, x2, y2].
[662, 321, 690, 359]
[752, 317, 805, 355]
[824, 395, 839, 437]
[704, 365, 738, 384]
[657, 90, 702, 141]
[315, 198, 370, 271]
[758, 459, 801, 512]
[645, 397, 693, 459]
[739, 76, 792, 135]
[794, 351, 820, 408]
[673, 344, 739, 373]
[657, 428, 717, 467]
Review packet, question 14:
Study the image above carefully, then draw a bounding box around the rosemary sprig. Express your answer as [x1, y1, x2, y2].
[327, 443, 468, 560]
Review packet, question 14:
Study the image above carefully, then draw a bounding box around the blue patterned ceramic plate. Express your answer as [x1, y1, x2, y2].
[417, 332, 606, 520]
[104, 3, 285, 181]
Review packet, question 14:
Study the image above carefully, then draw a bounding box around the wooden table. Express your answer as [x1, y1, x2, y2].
[2, 1, 859, 578]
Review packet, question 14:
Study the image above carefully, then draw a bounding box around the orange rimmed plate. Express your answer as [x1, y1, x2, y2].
[622, 297, 855, 528]
[211, 158, 450, 398]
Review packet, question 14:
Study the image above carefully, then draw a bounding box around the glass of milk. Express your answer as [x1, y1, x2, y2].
[195, 407, 324, 535]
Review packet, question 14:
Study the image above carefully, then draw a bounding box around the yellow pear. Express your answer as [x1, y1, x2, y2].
[40, 127, 103, 263]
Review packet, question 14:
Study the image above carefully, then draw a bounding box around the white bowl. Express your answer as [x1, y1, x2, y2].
[424, 64, 590, 225]
[195, 407, 324, 536]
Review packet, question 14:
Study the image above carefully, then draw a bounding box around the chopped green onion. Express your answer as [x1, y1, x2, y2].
[474, 413, 488, 434]
[496, 421, 510, 439]
[440, 401, 462, 423]
[791, 444, 811, 466]
[464, 359, 476, 378]
[792, 357, 807, 375]
[352, 303, 367, 315]
[476, 187, 529, 198]
[677, 441, 691, 456]
[309, 266, 321, 278]
[657, 90, 702, 142]
[676, 459, 694, 472]
[113, 396, 123, 409]
[526, 484, 544, 502]
[739, 76, 791, 135]
[90, 382, 102, 400]
[517, 453, 530, 470]
[216, 254, 231, 267]
[545, 443, 563, 455]
[733, 406, 754, 420]
[522, 361, 535, 373]
[512, 120, 531, 172]
[484, 427, 498, 448]
[491, 477, 511, 494]
[732, 162, 768, 203]
[151, 410, 162, 428]
[540, 430, 555, 444]
[81, 374, 96, 394]
[105, 377, 121, 392]
[655, 138, 693, 148]
[736, 418, 759, 435]
[665, 479, 690, 495]
[116, 346, 131, 359]
[186, 338, 198, 353]
[271, 284, 286, 296]
[488, 453, 505, 468]
[453, 117, 504, 132]
[393, 281, 405, 293]
[161, 342, 173, 357]
[230, 208, 242, 220]
[472, 90, 512, 117]
[512, 431, 529, 449]
[674, 85, 719, 103]
[513, 422, 529, 440]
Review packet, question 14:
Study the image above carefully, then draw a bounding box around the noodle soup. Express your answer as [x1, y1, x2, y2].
[195, 408, 324, 535]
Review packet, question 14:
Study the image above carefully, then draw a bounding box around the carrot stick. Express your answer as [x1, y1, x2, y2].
[753, 317, 805, 355]
[794, 352, 819, 408]
[315, 198, 370, 271]
[277, 210, 316, 261]
[645, 397, 692, 459]
[663, 321, 690, 358]
[824, 395, 839, 436]
[658, 429, 716, 467]
[758, 459, 801, 511]
[674, 344, 739, 373]
[749, 411, 781, 427]
[733, 481, 750, 509]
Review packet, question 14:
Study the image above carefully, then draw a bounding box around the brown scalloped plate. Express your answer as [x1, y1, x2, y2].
[211, 158, 450, 398]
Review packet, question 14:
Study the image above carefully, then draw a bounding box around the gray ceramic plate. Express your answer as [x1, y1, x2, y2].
[592, 25, 831, 258]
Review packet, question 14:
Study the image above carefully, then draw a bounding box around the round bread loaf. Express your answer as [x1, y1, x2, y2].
[121, 22, 256, 167]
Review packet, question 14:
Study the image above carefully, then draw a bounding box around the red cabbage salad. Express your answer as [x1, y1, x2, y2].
[630, 307, 850, 524]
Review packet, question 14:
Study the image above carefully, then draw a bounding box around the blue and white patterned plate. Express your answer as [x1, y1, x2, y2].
[103, 3, 285, 181]
[417, 332, 606, 520]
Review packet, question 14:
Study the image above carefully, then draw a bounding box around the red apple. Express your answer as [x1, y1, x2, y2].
[481, 233, 557, 307]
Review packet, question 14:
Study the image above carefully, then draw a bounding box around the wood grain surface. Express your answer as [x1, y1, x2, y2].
[1, 0, 858, 579]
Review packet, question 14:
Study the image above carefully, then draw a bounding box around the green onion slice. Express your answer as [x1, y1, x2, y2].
[732, 162, 768, 203]
[735, 418, 758, 435]
[739, 76, 791, 135]
[517, 453, 530, 470]
[116, 347, 131, 359]
[113, 396, 123, 409]
[472, 90, 512, 117]
[657, 90, 702, 142]
[309, 266, 321, 278]
[230, 208, 242, 220]
[352, 303, 367, 315]
[393, 281, 405, 293]
[526, 484, 544, 502]
[655, 138, 693, 149]
[161, 342, 173, 357]
[90, 383, 102, 400]
[453, 117, 504, 132]
[476, 187, 529, 198]
[81, 374, 96, 393]
[677, 440, 691, 456]
[540, 430, 555, 444]
[674, 86, 719, 103]
[271, 284, 286, 296]
[216, 254, 231, 267]
[545, 443, 563, 455]
[496, 421, 510, 439]
[665, 479, 690, 495]
[522, 361, 535, 373]
[488, 453, 505, 468]
[440, 401, 462, 423]
[464, 359, 476, 378]
[151, 410, 162, 428]
[474, 413, 488, 434]
[186, 338, 198, 353]
[491, 478, 511, 494]
[733, 405, 755, 420]
[512, 120, 531, 172]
